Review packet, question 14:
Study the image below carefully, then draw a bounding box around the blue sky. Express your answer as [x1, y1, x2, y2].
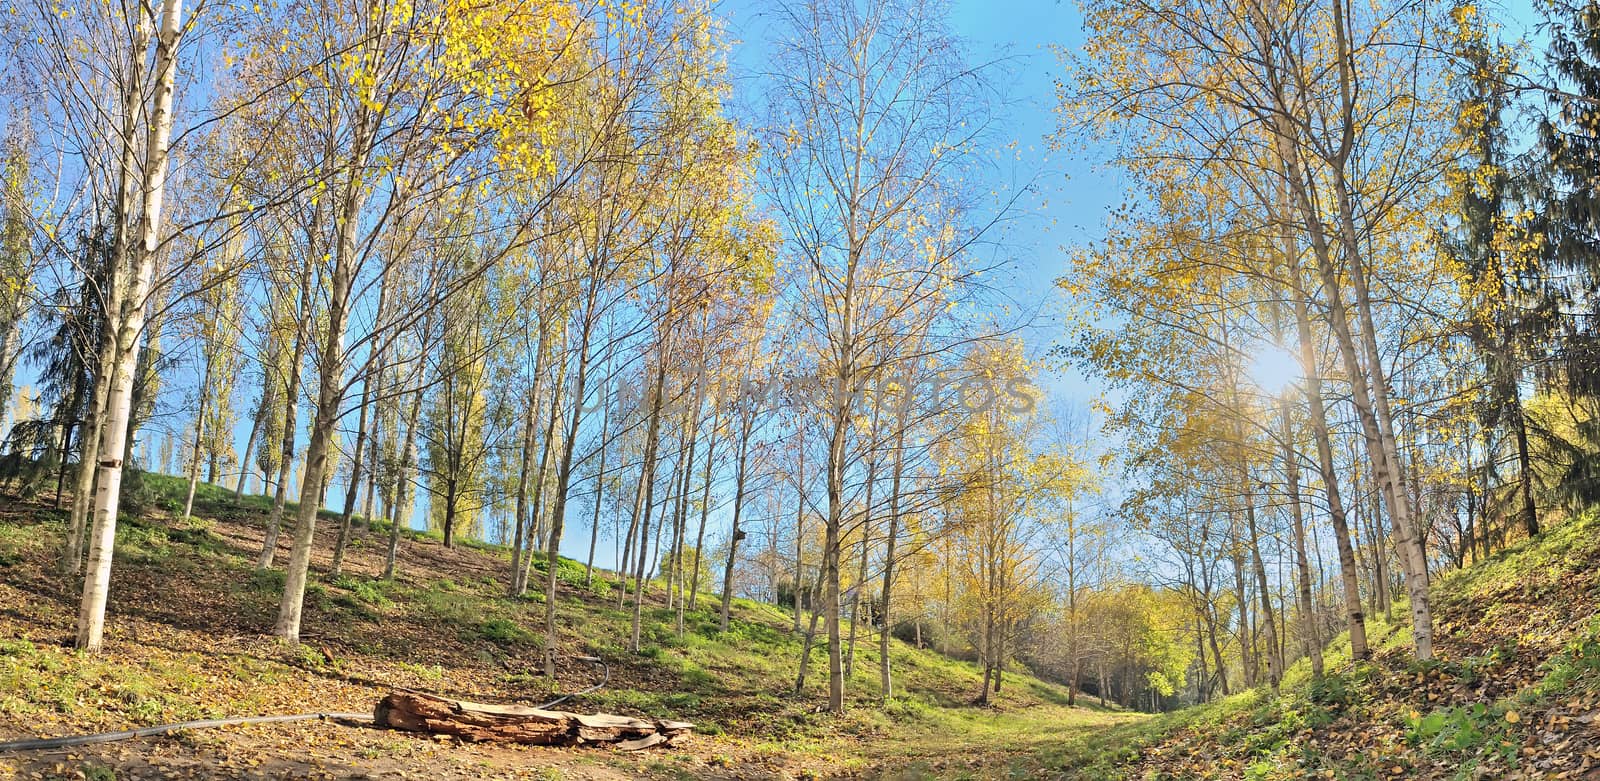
[718, 0, 1121, 413]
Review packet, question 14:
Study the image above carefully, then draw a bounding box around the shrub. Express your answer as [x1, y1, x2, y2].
[479, 618, 537, 646]
[333, 575, 392, 608]
[246, 568, 286, 593]
[1404, 703, 1500, 754]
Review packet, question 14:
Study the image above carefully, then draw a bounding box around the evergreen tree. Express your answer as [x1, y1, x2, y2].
[1526, 0, 1600, 504]
[1442, 1, 1541, 537]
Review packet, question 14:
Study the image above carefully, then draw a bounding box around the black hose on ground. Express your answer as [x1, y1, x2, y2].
[537, 655, 608, 710]
[0, 712, 373, 752]
[0, 655, 611, 753]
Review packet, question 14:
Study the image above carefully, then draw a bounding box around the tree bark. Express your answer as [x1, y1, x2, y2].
[258, 260, 311, 570]
[77, 0, 183, 653]
[64, 0, 151, 575]
[385, 373, 425, 580]
[876, 418, 907, 703]
[329, 381, 372, 580]
[1289, 253, 1369, 659]
[628, 335, 673, 652]
[793, 446, 805, 634]
[1280, 402, 1323, 677]
[235, 389, 264, 500]
[181, 388, 208, 522]
[519, 343, 566, 591]
[374, 690, 692, 748]
[718, 411, 752, 632]
[687, 413, 718, 612]
[543, 295, 603, 678]
[509, 384, 539, 594]
[272, 97, 376, 642]
[510, 320, 549, 595]
[584, 391, 611, 588]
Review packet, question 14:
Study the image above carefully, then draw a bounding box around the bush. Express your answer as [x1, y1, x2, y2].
[530, 555, 612, 598]
[246, 568, 286, 593]
[115, 521, 171, 563]
[1307, 673, 1353, 709]
[1304, 662, 1374, 712]
[117, 468, 163, 516]
[1404, 703, 1499, 754]
[479, 618, 537, 646]
[332, 575, 392, 608]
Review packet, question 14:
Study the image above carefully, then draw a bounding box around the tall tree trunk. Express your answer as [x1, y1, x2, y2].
[1206, 602, 1229, 696]
[875, 436, 916, 701]
[385, 376, 425, 580]
[63, 2, 152, 574]
[616, 453, 644, 610]
[1322, 0, 1432, 658]
[181, 387, 208, 522]
[235, 391, 264, 500]
[77, 0, 181, 652]
[666, 324, 711, 619]
[55, 368, 88, 510]
[330, 269, 392, 578]
[1511, 399, 1539, 538]
[667, 406, 698, 617]
[519, 361, 565, 593]
[1477, 445, 1494, 561]
[688, 414, 718, 612]
[67, 0, 152, 538]
[542, 298, 601, 678]
[329, 373, 374, 579]
[1280, 397, 1323, 676]
[718, 412, 752, 632]
[845, 519, 867, 680]
[510, 321, 549, 594]
[793, 446, 805, 634]
[846, 397, 880, 682]
[273, 104, 376, 643]
[584, 392, 610, 587]
[993, 633, 1004, 694]
[628, 336, 672, 652]
[976, 611, 994, 705]
[1289, 256, 1369, 659]
[793, 566, 826, 696]
[258, 262, 311, 570]
[62, 359, 105, 575]
[822, 366, 850, 713]
[1263, 6, 1432, 657]
[1232, 549, 1254, 688]
[509, 388, 538, 594]
[0, 303, 22, 441]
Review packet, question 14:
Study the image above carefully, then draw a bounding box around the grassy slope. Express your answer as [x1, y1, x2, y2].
[1123, 508, 1600, 781]
[0, 474, 1134, 780]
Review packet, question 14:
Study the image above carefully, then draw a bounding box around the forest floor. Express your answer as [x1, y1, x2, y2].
[0, 474, 1143, 780]
[1125, 508, 1600, 781]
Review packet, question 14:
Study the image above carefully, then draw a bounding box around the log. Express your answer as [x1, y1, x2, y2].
[372, 690, 693, 750]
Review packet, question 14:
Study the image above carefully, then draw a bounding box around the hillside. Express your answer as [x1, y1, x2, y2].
[0, 476, 1139, 780]
[10, 479, 1598, 781]
[1124, 510, 1600, 780]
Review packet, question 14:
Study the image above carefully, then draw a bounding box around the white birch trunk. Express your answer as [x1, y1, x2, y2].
[76, 0, 184, 652]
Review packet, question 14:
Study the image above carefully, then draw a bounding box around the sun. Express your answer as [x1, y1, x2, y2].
[1247, 343, 1301, 397]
